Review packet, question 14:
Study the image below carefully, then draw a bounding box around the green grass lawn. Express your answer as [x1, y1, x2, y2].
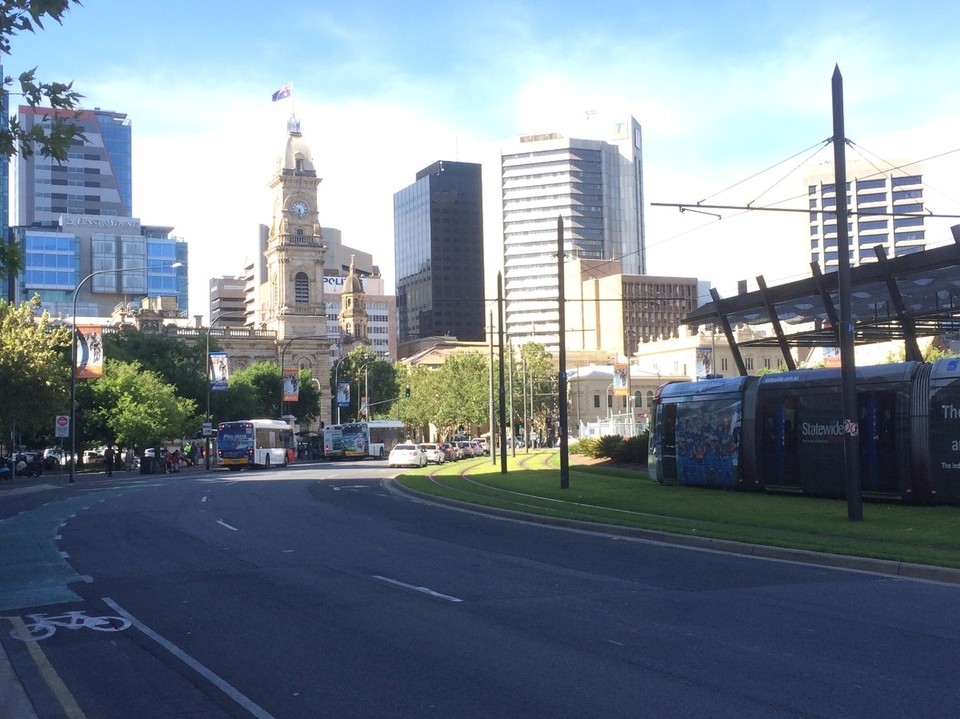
[396, 450, 960, 569]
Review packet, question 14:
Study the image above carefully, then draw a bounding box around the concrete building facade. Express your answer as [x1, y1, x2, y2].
[806, 159, 927, 271]
[500, 118, 646, 351]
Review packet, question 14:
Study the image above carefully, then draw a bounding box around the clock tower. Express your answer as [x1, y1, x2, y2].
[263, 116, 330, 425]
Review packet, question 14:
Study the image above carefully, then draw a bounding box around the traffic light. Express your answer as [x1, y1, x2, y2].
[404, 386, 411, 397]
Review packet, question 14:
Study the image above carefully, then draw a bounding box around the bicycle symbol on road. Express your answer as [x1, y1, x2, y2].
[9, 610, 131, 641]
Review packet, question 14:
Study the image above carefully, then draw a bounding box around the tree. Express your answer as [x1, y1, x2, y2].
[287, 368, 321, 426]
[0, 296, 70, 442]
[517, 343, 556, 440]
[0, 1, 86, 277]
[334, 346, 396, 422]
[103, 328, 206, 409]
[88, 359, 197, 452]
[398, 352, 491, 440]
[219, 361, 282, 421]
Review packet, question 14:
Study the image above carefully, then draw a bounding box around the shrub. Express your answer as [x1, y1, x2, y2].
[570, 436, 599, 458]
[596, 434, 623, 459]
[611, 434, 648, 464]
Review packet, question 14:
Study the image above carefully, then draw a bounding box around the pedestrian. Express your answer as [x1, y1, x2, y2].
[103, 445, 115, 477]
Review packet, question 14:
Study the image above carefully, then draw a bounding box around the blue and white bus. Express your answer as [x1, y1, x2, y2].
[218, 419, 294, 470]
[323, 420, 405, 459]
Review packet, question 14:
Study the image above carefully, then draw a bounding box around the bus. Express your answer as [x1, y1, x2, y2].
[217, 419, 294, 470]
[322, 420, 406, 460]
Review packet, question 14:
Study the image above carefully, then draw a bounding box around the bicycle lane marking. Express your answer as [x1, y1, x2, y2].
[0, 488, 141, 612]
[102, 597, 277, 719]
[2, 615, 86, 719]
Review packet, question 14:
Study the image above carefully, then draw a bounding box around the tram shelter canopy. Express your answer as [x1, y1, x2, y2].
[682, 230, 960, 373]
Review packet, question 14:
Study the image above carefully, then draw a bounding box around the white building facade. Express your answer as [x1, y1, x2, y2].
[500, 118, 646, 351]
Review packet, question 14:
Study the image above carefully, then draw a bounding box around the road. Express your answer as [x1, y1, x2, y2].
[1, 461, 959, 718]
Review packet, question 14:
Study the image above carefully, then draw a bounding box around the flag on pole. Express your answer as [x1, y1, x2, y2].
[271, 83, 292, 102]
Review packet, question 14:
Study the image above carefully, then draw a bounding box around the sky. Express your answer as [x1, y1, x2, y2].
[8, 0, 960, 320]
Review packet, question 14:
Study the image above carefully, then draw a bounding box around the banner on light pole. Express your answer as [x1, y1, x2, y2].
[209, 351, 229, 391]
[75, 325, 104, 379]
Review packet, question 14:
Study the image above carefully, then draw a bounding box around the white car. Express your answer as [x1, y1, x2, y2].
[419, 443, 445, 464]
[388, 443, 426, 468]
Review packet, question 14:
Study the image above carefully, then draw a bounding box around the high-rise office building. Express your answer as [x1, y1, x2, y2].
[500, 117, 645, 350]
[806, 159, 927, 271]
[10, 105, 188, 316]
[12, 106, 132, 226]
[393, 161, 484, 351]
[209, 276, 247, 328]
[0, 65, 10, 300]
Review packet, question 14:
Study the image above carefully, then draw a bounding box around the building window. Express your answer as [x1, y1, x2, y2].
[294, 272, 309, 304]
[593, 393, 600, 409]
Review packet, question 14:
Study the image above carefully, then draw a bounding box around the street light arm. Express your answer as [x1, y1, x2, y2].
[69, 261, 182, 483]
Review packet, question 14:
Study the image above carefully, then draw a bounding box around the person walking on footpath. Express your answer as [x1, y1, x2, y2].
[103, 445, 115, 477]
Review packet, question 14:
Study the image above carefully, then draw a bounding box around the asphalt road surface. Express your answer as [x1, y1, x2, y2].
[2, 461, 959, 718]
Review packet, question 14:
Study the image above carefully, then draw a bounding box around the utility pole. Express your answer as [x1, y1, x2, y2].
[832, 65, 863, 522]
[497, 273, 508, 473]
[557, 216, 570, 489]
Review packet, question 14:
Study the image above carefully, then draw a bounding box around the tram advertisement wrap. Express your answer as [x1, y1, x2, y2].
[675, 398, 741, 488]
[929, 360, 960, 502]
[795, 394, 846, 497]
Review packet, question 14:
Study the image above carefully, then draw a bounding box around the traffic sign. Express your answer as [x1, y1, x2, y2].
[55, 415, 70, 438]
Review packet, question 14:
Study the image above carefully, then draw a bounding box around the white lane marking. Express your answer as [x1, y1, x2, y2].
[102, 597, 277, 719]
[373, 575, 463, 602]
[332, 485, 371, 491]
[201, 496, 208, 503]
[216, 520, 239, 531]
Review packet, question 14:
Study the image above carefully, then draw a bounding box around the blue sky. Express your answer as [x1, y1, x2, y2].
[9, 1, 960, 318]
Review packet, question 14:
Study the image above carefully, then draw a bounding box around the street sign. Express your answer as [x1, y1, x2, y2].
[203, 422, 213, 437]
[55, 415, 70, 438]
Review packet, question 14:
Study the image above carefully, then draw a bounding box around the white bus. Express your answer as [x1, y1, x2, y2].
[218, 419, 294, 470]
[323, 420, 406, 460]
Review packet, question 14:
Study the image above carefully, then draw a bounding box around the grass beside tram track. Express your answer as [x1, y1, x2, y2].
[395, 450, 960, 570]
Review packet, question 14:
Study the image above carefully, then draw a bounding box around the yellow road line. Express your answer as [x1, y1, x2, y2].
[4, 616, 86, 719]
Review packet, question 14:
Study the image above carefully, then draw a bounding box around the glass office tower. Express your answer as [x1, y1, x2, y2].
[393, 161, 484, 345]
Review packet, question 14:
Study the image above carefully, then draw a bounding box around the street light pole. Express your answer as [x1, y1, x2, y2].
[357, 362, 371, 421]
[332, 357, 345, 424]
[278, 334, 328, 422]
[205, 311, 246, 470]
[69, 262, 181, 483]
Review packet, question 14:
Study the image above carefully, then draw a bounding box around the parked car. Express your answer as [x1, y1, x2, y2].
[456, 440, 475, 459]
[467, 440, 484, 457]
[419, 443, 445, 464]
[388, 443, 427, 468]
[473, 438, 489, 455]
[442, 442, 461, 462]
[41, 448, 63, 469]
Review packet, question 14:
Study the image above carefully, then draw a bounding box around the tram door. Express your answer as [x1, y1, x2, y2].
[759, 398, 800, 490]
[859, 392, 898, 495]
[659, 403, 678, 481]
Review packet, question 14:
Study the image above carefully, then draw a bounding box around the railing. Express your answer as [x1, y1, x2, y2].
[173, 327, 278, 340]
[281, 233, 322, 247]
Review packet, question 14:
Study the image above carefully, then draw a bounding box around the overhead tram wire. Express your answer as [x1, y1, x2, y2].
[694, 138, 832, 206]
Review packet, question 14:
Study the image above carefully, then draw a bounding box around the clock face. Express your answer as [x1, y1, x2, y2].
[291, 201, 308, 218]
